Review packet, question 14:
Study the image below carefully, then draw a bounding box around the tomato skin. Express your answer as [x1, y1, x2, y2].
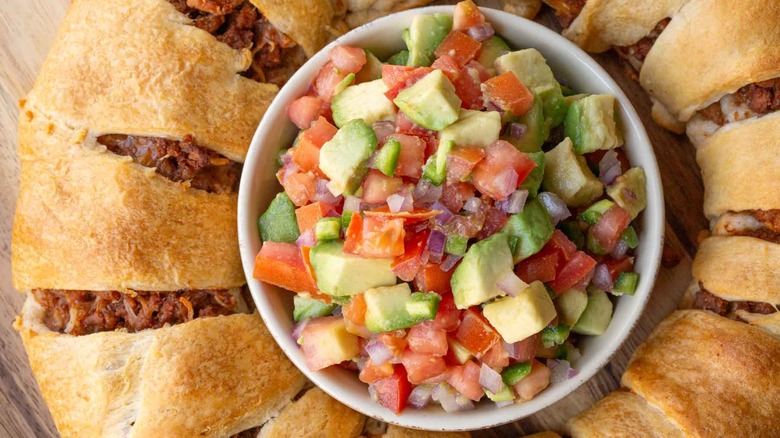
[295, 201, 332, 235]
[513, 359, 551, 401]
[401, 350, 448, 384]
[481, 72, 535, 116]
[431, 55, 461, 82]
[359, 359, 394, 384]
[434, 31, 482, 68]
[415, 264, 454, 296]
[591, 205, 632, 253]
[282, 172, 317, 206]
[453, 62, 487, 110]
[392, 229, 429, 282]
[377, 330, 408, 355]
[361, 170, 404, 204]
[344, 212, 363, 254]
[343, 293, 367, 325]
[330, 45, 367, 74]
[407, 323, 449, 356]
[304, 116, 338, 147]
[314, 61, 351, 102]
[360, 216, 406, 258]
[472, 141, 537, 200]
[388, 134, 426, 179]
[446, 145, 485, 184]
[602, 256, 634, 281]
[430, 293, 461, 332]
[548, 251, 597, 292]
[447, 360, 484, 401]
[481, 341, 509, 369]
[516, 250, 559, 283]
[253, 242, 317, 293]
[373, 365, 412, 414]
[453, 0, 486, 31]
[291, 136, 322, 175]
[287, 95, 325, 130]
[453, 308, 500, 357]
[382, 66, 434, 100]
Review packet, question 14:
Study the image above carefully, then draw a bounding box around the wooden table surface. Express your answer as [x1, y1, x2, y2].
[0, 2, 706, 437]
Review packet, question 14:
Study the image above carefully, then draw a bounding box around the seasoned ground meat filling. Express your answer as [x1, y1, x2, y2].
[714, 210, 780, 244]
[698, 78, 780, 126]
[169, 0, 306, 87]
[33, 289, 238, 335]
[547, 0, 587, 29]
[98, 134, 241, 194]
[615, 18, 671, 79]
[692, 287, 777, 320]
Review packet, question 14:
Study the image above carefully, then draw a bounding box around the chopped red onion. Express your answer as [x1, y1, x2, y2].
[281, 160, 300, 182]
[373, 120, 396, 143]
[292, 319, 310, 344]
[497, 189, 528, 214]
[538, 192, 571, 225]
[365, 339, 395, 366]
[432, 383, 473, 412]
[611, 239, 630, 259]
[548, 359, 574, 384]
[463, 196, 482, 213]
[496, 271, 529, 297]
[454, 394, 476, 411]
[431, 202, 454, 225]
[314, 178, 342, 204]
[479, 363, 505, 394]
[332, 306, 343, 317]
[509, 122, 528, 140]
[387, 194, 406, 213]
[295, 229, 316, 247]
[343, 195, 362, 212]
[427, 229, 447, 263]
[494, 399, 515, 408]
[574, 266, 596, 291]
[368, 383, 379, 402]
[485, 100, 503, 113]
[598, 149, 622, 186]
[280, 151, 293, 166]
[408, 384, 434, 409]
[505, 334, 539, 361]
[440, 254, 463, 272]
[466, 22, 494, 41]
[592, 264, 614, 291]
[414, 179, 443, 205]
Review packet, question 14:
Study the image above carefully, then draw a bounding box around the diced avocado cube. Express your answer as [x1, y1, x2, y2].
[406, 13, 453, 67]
[300, 316, 360, 370]
[293, 295, 337, 322]
[613, 272, 639, 296]
[564, 93, 588, 106]
[332, 79, 397, 128]
[505, 96, 545, 153]
[315, 217, 341, 242]
[341, 210, 353, 231]
[501, 362, 532, 386]
[445, 234, 469, 255]
[572, 288, 614, 336]
[439, 109, 502, 148]
[447, 338, 473, 365]
[555, 288, 588, 327]
[451, 233, 514, 309]
[394, 70, 461, 131]
[621, 226, 639, 249]
[477, 35, 511, 75]
[495, 49, 567, 131]
[333, 73, 355, 98]
[607, 167, 647, 219]
[565, 94, 623, 154]
[558, 221, 585, 250]
[363, 284, 441, 332]
[319, 119, 378, 196]
[355, 50, 383, 83]
[541, 324, 570, 348]
[519, 151, 545, 197]
[543, 138, 604, 207]
[483, 281, 557, 343]
[486, 384, 514, 402]
[387, 50, 410, 66]
[258, 193, 300, 243]
[501, 198, 554, 263]
[309, 241, 396, 296]
[421, 139, 454, 185]
[580, 199, 615, 225]
[374, 137, 401, 177]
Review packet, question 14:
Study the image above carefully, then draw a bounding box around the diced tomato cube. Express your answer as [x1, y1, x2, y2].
[330, 45, 367, 74]
[395, 111, 435, 137]
[513, 359, 550, 401]
[377, 330, 408, 356]
[295, 201, 332, 235]
[590, 205, 632, 253]
[291, 137, 322, 175]
[446, 145, 485, 184]
[454, 308, 500, 357]
[510, 333, 540, 362]
[362, 170, 404, 204]
[447, 360, 484, 401]
[546, 229, 578, 264]
[382, 66, 434, 100]
[343, 293, 367, 325]
[373, 365, 412, 414]
[548, 251, 597, 292]
[430, 293, 460, 332]
[314, 61, 351, 102]
[453, 62, 487, 110]
[360, 216, 406, 258]
[363, 207, 441, 223]
[344, 212, 363, 254]
[453, 0, 486, 31]
[602, 256, 634, 281]
[303, 116, 338, 147]
[472, 140, 537, 200]
[435, 31, 482, 68]
[415, 264, 454, 296]
[516, 250, 560, 283]
[431, 55, 461, 82]
[481, 341, 509, 369]
[408, 323, 449, 356]
[481, 72, 534, 116]
[359, 359, 394, 384]
[287, 95, 326, 130]
[282, 172, 316, 206]
[440, 182, 475, 213]
[392, 230, 430, 282]
[475, 206, 508, 240]
[253, 242, 318, 293]
[401, 350, 448, 384]
[389, 134, 426, 179]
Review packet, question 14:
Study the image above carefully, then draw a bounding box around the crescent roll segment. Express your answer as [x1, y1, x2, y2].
[563, 0, 689, 53]
[569, 390, 684, 438]
[622, 310, 780, 438]
[249, 0, 339, 57]
[382, 426, 471, 438]
[696, 113, 780, 217]
[15, 296, 306, 438]
[25, 0, 278, 162]
[691, 236, 780, 304]
[640, 0, 780, 122]
[258, 387, 365, 438]
[12, 109, 244, 292]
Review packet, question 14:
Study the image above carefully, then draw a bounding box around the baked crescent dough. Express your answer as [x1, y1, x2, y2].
[249, 0, 340, 57]
[383, 425, 471, 438]
[12, 108, 244, 292]
[258, 387, 366, 438]
[14, 296, 306, 438]
[696, 113, 780, 217]
[692, 236, 780, 304]
[25, 0, 279, 162]
[568, 390, 684, 438]
[563, 0, 689, 53]
[621, 310, 780, 438]
[640, 0, 780, 122]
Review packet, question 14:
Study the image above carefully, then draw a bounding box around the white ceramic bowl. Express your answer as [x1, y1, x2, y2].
[238, 5, 664, 431]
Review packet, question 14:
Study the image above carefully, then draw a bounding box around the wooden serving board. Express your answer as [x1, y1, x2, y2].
[0, 2, 707, 436]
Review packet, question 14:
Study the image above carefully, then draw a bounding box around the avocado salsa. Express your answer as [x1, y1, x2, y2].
[253, 0, 647, 415]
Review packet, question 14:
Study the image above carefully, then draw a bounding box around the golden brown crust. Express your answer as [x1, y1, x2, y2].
[12, 110, 245, 292]
[569, 390, 683, 438]
[696, 113, 780, 217]
[258, 387, 365, 438]
[383, 425, 471, 438]
[25, 0, 278, 162]
[622, 310, 780, 437]
[563, 0, 689, 53]
[692, 236, 780, 304]
[249, 0, 339, 57]
[15, 296, 306, 438]
[736, 311, 780, 338]
[640, 0, 780, 122]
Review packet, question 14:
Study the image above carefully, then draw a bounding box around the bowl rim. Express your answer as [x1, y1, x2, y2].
[238, 4, 665, 431]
